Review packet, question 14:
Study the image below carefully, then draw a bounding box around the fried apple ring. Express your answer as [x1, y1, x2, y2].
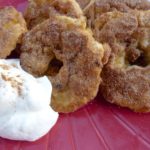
[25, 0, 84, 29]
[76, 0, 150, 39]
[98, 10, 150, 112]
[0, 6, 27, 58]
[76, 0, 150, 12]
[20, 15, 105, 113]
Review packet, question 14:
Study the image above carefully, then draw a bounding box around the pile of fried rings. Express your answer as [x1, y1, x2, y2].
[1, 0, 150, 113]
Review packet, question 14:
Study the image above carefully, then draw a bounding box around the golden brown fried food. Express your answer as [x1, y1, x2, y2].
[0, 6, 27, 58]
[98, 10, 150, 112]
[76, 0, 150, 36]
[76, 0, 150, 11]
[20, 14, 105, 113]
[25, 0, 84, 29]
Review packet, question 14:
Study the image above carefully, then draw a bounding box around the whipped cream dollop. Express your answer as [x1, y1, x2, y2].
[0, 59, 58, 141]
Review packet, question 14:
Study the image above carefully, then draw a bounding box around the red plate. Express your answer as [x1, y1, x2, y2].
[1, 0, 150, 149]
